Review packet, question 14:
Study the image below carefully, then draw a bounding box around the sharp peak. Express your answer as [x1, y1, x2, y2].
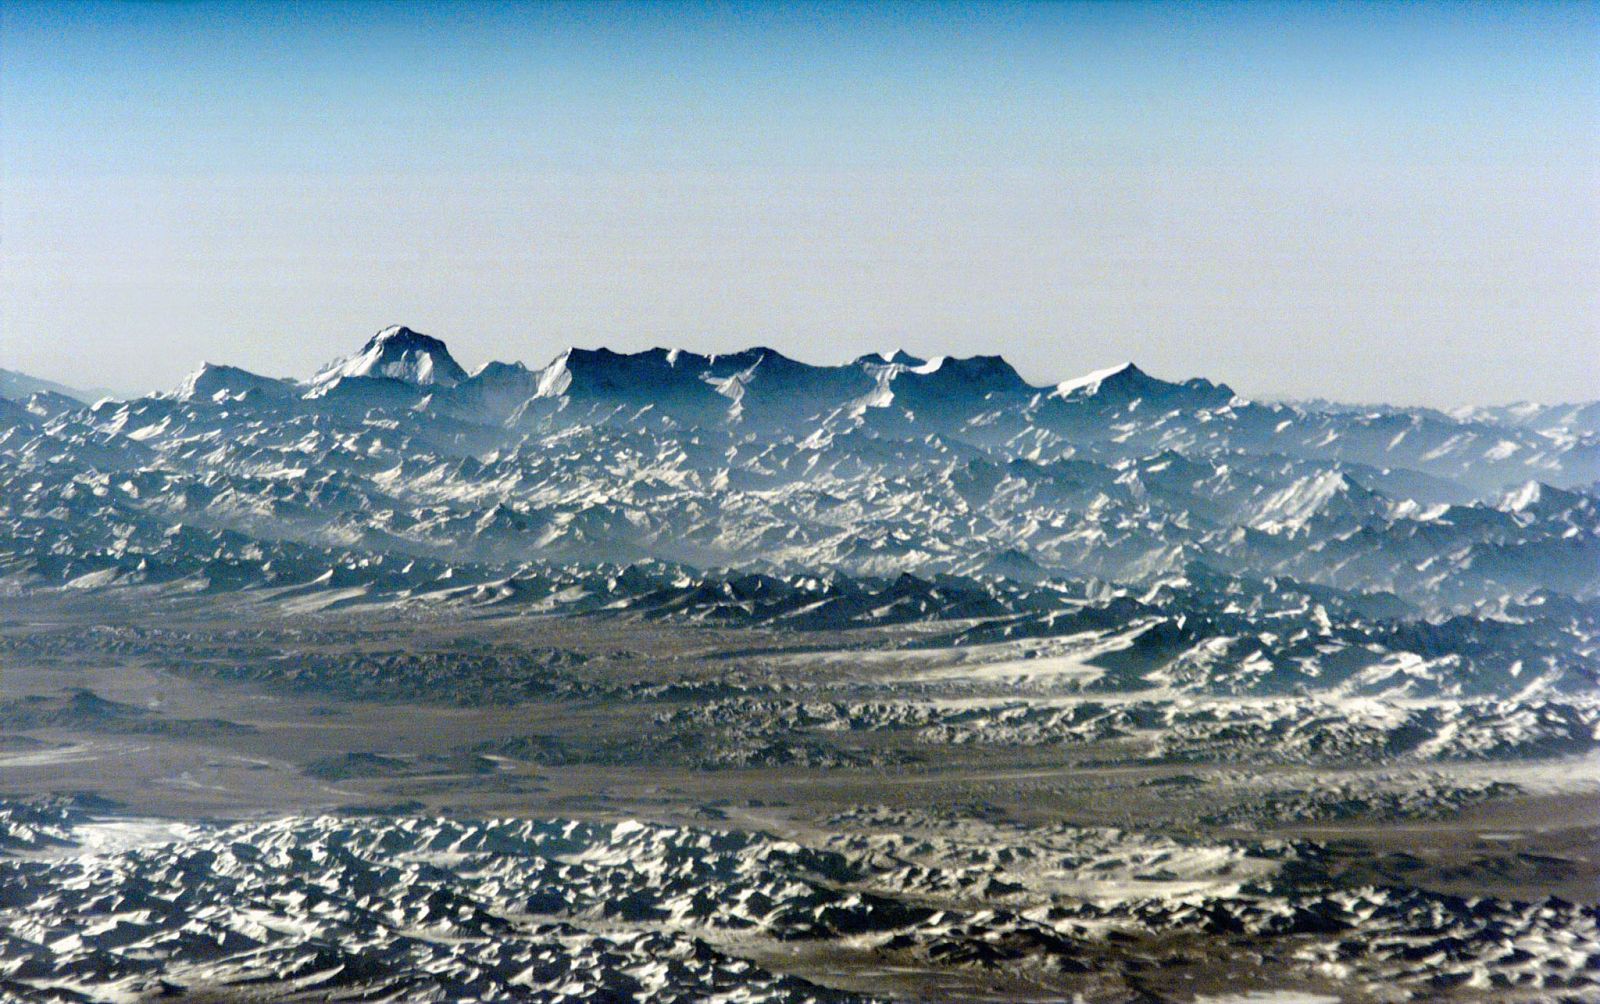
[1502, 479, 1577, 511]
[1054, 361, 1153, 395]
[1098, 361, 1148, 378]
[1308, 468, 1366, 490]
[314, 324, 467, 387]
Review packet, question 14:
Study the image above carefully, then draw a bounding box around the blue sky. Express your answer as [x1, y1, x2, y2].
[3, 1, 1596, 403]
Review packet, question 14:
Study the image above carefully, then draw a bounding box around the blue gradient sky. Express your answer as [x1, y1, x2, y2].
[3, 1, 1596, 404]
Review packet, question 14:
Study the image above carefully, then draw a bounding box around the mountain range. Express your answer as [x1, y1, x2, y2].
[1, 324, 1595, 624]
[3, 326, 1598, 1003]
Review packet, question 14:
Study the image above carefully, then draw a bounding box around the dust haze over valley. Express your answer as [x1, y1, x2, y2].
[0, 324, 1596, 1002]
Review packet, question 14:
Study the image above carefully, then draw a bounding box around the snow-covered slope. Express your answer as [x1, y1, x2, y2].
[173, 362, 297, 404]
[311, 325, 469, 388]
[0, 326, 1594, 640]
[9, 801, 1592, 1002]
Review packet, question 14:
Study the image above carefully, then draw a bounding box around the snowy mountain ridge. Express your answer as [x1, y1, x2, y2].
[0, 325, 1594, 629]
[311, 324, 470, 389]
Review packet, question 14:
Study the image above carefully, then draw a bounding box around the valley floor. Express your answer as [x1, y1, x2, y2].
[1, 591, 1597, 1002]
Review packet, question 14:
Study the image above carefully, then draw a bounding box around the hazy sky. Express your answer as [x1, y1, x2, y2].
[3, 1, 1596, 405]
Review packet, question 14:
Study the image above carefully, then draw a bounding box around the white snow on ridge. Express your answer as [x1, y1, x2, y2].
[1054, 361, 1138, 397]
[311, 326, 468, 388]
[534, 349, 574, 398]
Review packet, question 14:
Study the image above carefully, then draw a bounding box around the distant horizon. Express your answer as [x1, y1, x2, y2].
[7, 320, 1596, 411]
[4, 1, 1596, 407]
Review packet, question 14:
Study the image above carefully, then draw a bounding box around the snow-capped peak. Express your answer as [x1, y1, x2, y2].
[534, 349, 574, 398]
[312, 326, 468, 388]
[1053, 362, 1144, 398]
[1500, 480, 1582, 516]
[1052, 361, 1235, 411]
[1251, 469, 1381, 534]
[173, 362, 293, 403]
[1503, 480, 1546, 513]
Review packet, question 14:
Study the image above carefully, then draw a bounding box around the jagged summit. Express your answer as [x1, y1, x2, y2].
[857, 349, 927, 368]
[312, 326, 468, 388]
[1501, 480, 1586, 516]
[2, 323, 1596, 613]
[1251, 469, 1386, 535]
[703, 346, 800, 373]
[297, 335, 1248, 415]
[1054, 362, 1144, 397]
[1053, 361, 1234, 410]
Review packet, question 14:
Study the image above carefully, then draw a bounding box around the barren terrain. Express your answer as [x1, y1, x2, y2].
[3, 590, 1595, 1003]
